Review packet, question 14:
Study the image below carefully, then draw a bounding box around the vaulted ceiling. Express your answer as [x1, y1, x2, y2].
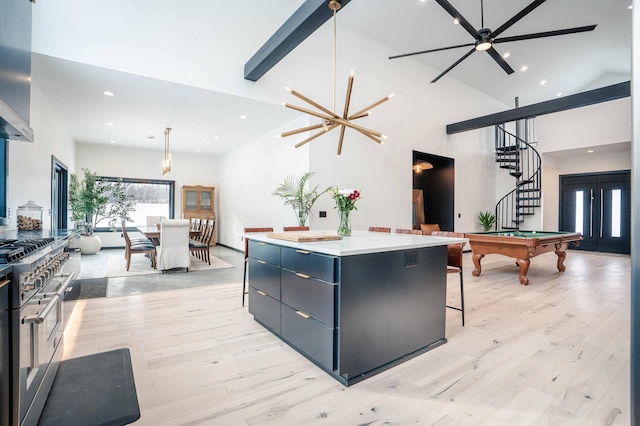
[31, 0, 631, 155]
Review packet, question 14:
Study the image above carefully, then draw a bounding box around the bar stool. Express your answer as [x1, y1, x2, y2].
[368, 226, 391, 233]
[395, 228, 423, 235]
[432, 230, 466, 326]
[283, 226, 309, 231]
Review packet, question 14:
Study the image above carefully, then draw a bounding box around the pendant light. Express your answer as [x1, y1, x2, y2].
[162, 127, 172, 176]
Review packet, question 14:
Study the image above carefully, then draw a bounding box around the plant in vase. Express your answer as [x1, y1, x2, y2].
[329, 187, 361, 236]
[478, 210, 497, 232]
[272, 171, 330, 226]
[69, 169, 136, 254]
[69, 168, 136, 235]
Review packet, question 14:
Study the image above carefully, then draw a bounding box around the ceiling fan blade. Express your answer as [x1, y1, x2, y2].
[434, 0, 481, 39]
[493, 25, 597, 44]
[490, 0, 547, 38]
[389, 42, 476, 60]
[431, 48, 476, 83]
[486, 47, 514, 75]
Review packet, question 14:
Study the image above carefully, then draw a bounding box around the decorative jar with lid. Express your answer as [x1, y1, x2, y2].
[17, 201, 44, 230]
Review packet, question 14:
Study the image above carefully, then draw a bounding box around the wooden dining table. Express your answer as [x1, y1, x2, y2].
[136, 225, 202, 245]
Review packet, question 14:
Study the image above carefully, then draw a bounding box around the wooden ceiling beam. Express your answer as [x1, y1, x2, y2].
[446, 81, 631, 134]
[244, 0, 352, 82]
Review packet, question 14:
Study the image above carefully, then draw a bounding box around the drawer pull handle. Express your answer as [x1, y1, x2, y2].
[296, 250, 311, 255]
[296, 272, 310, 279]
[257, 290, 267, 296]
[257, 260, 266, 264]
[257, 242, 266, 246]
[296, 310, 310, 319]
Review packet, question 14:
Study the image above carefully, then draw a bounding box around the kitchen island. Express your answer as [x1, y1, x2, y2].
[245, 230, 466, 386]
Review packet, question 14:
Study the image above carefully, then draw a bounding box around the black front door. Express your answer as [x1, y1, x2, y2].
[559, 171, 630, 254]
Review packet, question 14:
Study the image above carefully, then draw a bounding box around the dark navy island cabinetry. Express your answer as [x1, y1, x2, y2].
[246, 231, 463, 386]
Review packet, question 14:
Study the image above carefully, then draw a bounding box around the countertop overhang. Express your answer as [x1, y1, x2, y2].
[243, 230, 468, 256]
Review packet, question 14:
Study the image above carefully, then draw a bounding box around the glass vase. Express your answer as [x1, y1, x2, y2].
[337, 209, 351, 236]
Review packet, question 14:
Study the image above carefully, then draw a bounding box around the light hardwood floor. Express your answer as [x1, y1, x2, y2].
[64, 248, 631, 425]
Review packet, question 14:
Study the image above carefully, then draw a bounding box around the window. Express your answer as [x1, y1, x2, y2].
[574, 190, 583, 234]
[611, 189, 621, 238]
[98, 177, 175, 227]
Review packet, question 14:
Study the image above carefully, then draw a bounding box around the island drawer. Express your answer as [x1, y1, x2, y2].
[281, 269, 335, 327]
[248, 286, 280, 334]
[248, 258, 281, 300]
[281, 247, 336, 283]
[248, 240, 280, 265]
[281, 304, 334, 371]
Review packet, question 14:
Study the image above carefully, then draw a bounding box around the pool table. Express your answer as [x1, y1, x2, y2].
[465, 231, 582, 285]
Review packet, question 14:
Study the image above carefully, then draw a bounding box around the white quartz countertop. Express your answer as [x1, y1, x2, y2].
[243, 230, 468, 256]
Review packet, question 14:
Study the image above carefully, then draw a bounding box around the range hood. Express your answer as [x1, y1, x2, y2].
[0, 97, 33, 142]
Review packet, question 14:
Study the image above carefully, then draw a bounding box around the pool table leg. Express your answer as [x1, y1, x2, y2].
[555, 247, 567, 272]
[516, 258, 530, 285]
[472, 253, 484, 277]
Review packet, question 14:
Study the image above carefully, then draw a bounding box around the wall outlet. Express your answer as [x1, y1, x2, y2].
[319, 211, 327, 218]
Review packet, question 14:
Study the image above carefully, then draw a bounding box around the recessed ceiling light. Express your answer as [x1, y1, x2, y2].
[557, 92, 562, 97]
[107, 122, 115, 126]
[503, 52, 510, 59]
[540, 80, 547, 85]
[587, 149, 594, 153]
[239, 115, 247, 119]
[520, 66, 528, 72]
[453, 18, 459, 25]
[103, 91, 114, 96]
[109, 140, 116, 144]
[195, 149, 201, 153]
[629, 5, 633, 9]
[213, 136, 221, 140]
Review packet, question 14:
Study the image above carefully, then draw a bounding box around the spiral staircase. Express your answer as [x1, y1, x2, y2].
[494, 119, 542, 231]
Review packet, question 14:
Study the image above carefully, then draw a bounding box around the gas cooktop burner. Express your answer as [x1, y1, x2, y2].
[0, 238, 55, 264]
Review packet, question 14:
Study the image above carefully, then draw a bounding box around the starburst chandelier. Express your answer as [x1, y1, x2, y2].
[279, 0, 392, 157]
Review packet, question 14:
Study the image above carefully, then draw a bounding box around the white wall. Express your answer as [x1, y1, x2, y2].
[6, 80, 76, 230]
[76, 143, 219, 220]
[212, 23, 509, 246]
[537, 98, 631, 153]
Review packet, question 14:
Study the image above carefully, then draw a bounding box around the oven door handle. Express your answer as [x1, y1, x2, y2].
[54, 272, 77, 297]
[23, 294, 60, 324]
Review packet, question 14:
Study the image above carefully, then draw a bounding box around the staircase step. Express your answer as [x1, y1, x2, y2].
[500, 165, 518, 170]
[516, 196, 541, 201]
[496, 145, 519, 152]
[516, 179, 534, 186]
[510, 172, 523, 178]
[496, 158, 518, 162]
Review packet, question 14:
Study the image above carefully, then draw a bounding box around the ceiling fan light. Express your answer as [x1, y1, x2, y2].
[475, 40, 492, 51]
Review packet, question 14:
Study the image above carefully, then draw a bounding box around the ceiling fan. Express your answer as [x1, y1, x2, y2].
[389, 0, 596, 83]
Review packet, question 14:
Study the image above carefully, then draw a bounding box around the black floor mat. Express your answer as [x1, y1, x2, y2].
[38, 348, 140, 426]
[65, 277, 108, 300]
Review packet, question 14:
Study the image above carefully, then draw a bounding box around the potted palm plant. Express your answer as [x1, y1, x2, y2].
[478, 210, 497, 232]
[273, 171, 330, 226]
[69, 168, 136, 253]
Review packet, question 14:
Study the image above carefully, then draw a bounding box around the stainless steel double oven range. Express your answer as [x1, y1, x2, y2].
[0, 231, 80, 426]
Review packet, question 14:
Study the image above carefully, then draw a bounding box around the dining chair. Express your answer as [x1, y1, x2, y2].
[242, 227, 274, 307]
[395, 228, 423, 235]
[189, 222, 214, 264]
[432, 230, 466, 326]
[283, 226, 309, 231]
[157, 219, 191, 273]
[368, 226, 391, 233]
[420, 223, 441, 235]
[145, 216, 165, 245]
[121, 220, 156, 271]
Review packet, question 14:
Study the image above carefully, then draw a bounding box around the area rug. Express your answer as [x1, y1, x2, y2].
[38, 348, 140, 426]
[104, 252, 234, 278]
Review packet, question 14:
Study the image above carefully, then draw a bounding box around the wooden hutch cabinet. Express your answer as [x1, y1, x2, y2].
[181, 185, 216, 245]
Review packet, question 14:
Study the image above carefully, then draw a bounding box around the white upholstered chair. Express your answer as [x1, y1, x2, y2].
[157, 219, 191, 273]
